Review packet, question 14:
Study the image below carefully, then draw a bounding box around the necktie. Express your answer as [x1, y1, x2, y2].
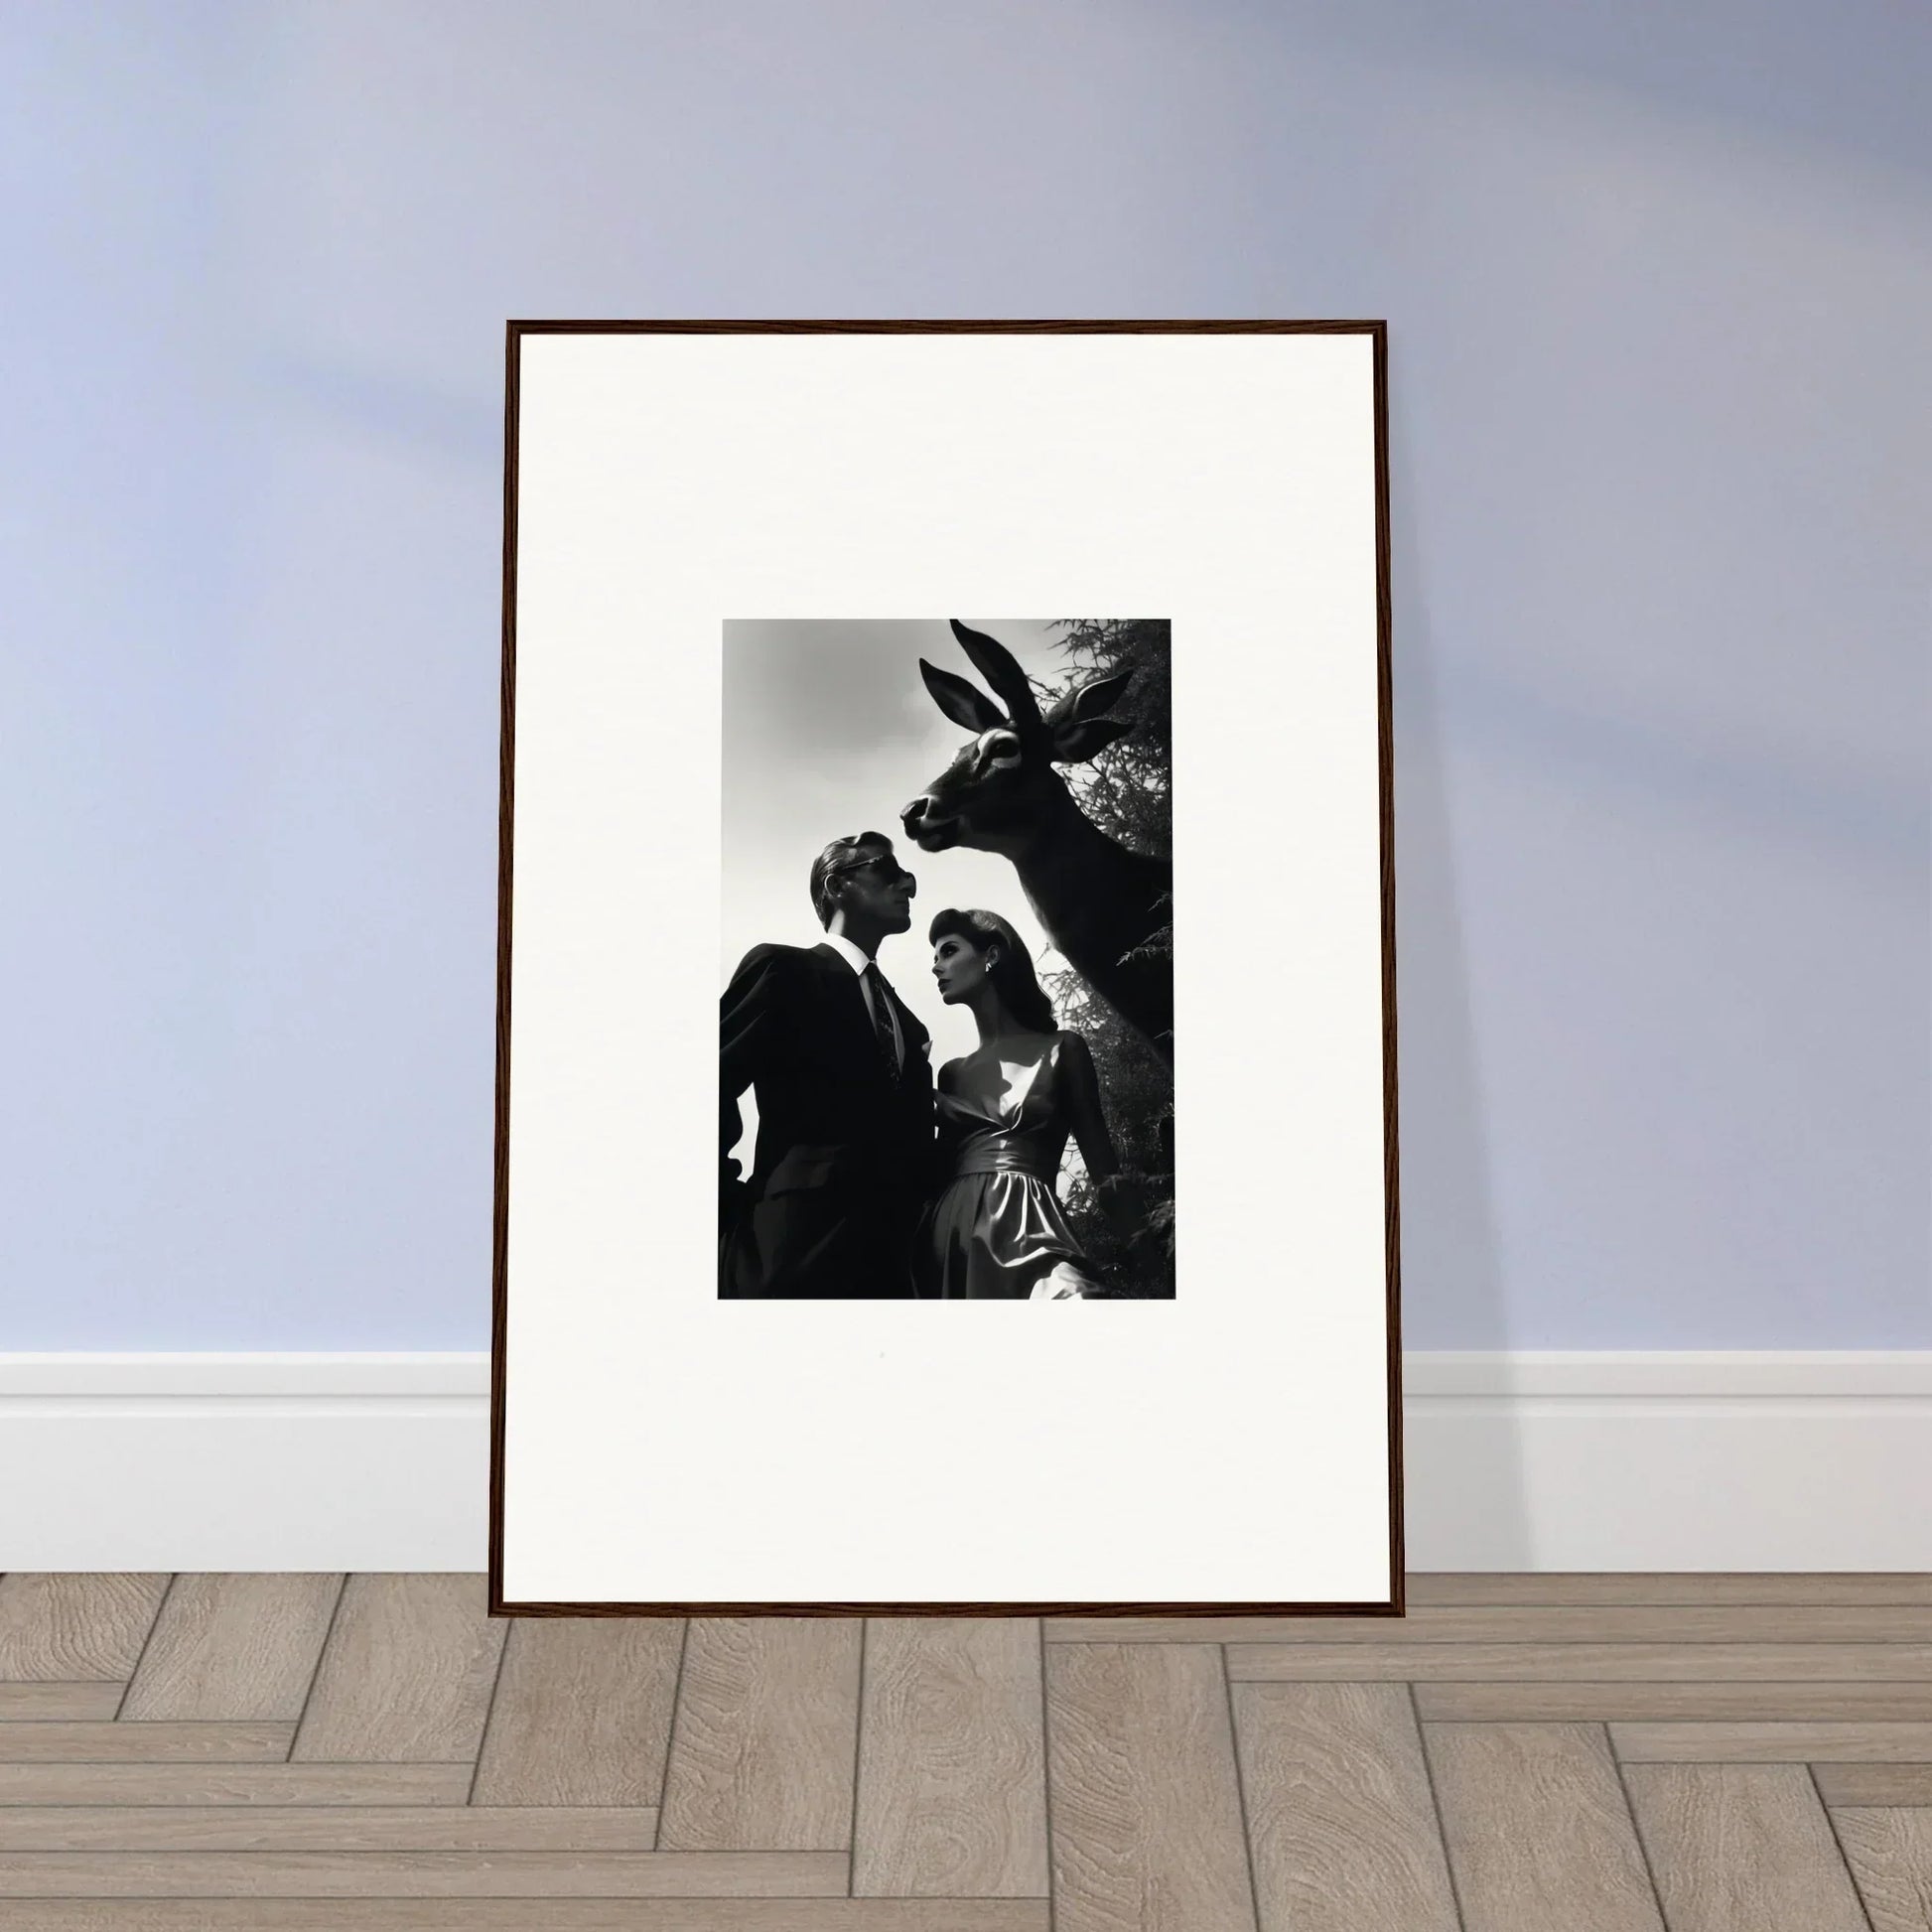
[861, 963, 900, 1080]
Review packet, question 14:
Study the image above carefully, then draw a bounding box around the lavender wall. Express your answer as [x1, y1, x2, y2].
[5, 0, 1927, 1346]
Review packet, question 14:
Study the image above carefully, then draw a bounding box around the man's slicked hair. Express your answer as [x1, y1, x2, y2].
[809, 830, 895, 928]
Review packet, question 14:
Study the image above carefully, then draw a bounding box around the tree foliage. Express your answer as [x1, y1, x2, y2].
[1038, 620, 1175, 1299]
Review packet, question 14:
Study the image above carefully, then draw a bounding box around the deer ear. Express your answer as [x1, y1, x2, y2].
[949, 620, 1041, 727]
[919, 658, 1006, 733]
[1050, 715, 1132, 763]
[1042, 666, 1135, 730]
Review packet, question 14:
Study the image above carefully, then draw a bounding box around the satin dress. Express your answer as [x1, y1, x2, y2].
[914, 1033, 1104, 1301]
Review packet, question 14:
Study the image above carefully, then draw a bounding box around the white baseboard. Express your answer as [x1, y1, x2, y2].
[0, 1355, 488, 1574]
[3, 1352, 1928, 1574]
[1403, 1351, 1932, 1572]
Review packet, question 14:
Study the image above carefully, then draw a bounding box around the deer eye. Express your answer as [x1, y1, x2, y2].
[978, 730, 1022, 772]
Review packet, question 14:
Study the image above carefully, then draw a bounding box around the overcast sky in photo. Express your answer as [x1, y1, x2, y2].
[721, 618, 1075, 1073]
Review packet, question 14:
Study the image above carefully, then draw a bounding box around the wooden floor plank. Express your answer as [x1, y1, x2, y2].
[0, 1686, 122, 1721]
[657, 1618, 862, 1852]
[0, 1763, 473, 1806]
[4, 1570, 1925, 1927]
[853, 1618, 1047, 1898]
[1831, 1807, 1932, 1932]
[1054, 1606, 1932, 1643]
[121, 1577, 341, 1723]
[1614, 1721, 1932, 1762]
[1043, 1642, 1254, 1932]
[1424, 1722, 1664, 1931]
[0, 1580, 170, 1682]
[1814, 1763, 1932, 1806]
[1232, 1681, 1457, 1932]
[0, 1724, 291, 1763]
[1624, 1764, 1870, 1931]
[1419, 1681, 1932, 1722]
[0, 1901, 1051, 1931]
[1409, 1574, 1932, 1607]
[1231, 1641, 1932, 1682]
[470, 1617, 683, 1807]
[291, 1576, 503, 1764]
[0, 1807, 660, 1851]
[0, 1849, 847, 1896]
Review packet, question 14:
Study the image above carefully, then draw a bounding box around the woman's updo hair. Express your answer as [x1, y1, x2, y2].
[928, 908, 1059, 1035]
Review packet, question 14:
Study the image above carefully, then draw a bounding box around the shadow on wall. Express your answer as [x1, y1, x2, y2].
[1387, 399, 1534, 1570]
[1178, 0, 1932, 182]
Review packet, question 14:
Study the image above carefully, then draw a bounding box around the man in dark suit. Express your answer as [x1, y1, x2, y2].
[720, 831, 935, 1298]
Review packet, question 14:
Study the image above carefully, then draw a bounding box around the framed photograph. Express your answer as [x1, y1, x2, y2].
[491, 322, 1400, 1614]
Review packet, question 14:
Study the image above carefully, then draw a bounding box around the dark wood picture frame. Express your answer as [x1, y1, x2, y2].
[488, 320, 1402, 1619]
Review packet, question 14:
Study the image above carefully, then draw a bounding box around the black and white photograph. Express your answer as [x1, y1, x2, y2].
[493, 322, 1396, 1610]
[720, 618, 1175, 1302]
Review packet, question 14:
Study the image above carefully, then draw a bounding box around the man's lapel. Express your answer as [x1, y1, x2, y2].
[887, 978, 926, 1041]
[811, 942, 891, 1079]
[811, 942, 924, 1087]
[881, 975, 928, 1088]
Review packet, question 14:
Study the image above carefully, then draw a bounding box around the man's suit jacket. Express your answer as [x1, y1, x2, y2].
[720, 941, 935, 1299]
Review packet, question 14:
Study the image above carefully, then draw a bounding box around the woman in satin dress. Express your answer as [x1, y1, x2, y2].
[912, 908, 1140, 1301]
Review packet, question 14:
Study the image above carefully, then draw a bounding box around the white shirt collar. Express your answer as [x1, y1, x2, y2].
[820, 930, 877, 978]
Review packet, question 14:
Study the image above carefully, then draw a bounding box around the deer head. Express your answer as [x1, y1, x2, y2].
[900, 620, 1134, 855]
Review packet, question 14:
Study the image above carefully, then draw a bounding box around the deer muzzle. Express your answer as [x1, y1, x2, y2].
[899, 794, 960, 851]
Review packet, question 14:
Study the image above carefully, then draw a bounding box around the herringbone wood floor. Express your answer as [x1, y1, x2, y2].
[0, 1575, 1928, 1927]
